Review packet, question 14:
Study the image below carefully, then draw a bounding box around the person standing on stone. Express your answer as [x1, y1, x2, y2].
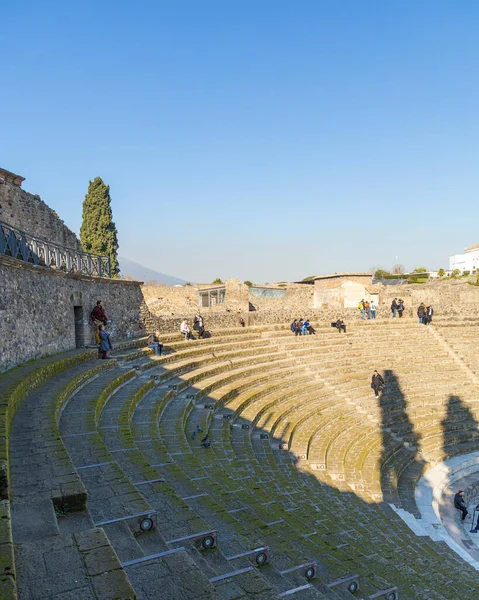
[90, 300, 108, 344]
[358, 299, 365, 320]
[417, 303, 426, 324]
[98, 324, 112, 359]
[370, 301, 377, 319]
[425, 305, 434, 325]
[371, 370, 384, 398]
[364, 300, 371, 320]
[194, 314, 205, 338]
[397, 299, 405, 318]
[391, 298, 398, 318]
[453, 490, 468, 521]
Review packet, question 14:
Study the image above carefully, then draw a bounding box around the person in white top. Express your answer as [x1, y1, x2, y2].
[370, 301, 377, 319]
[180, 319, 192, 340]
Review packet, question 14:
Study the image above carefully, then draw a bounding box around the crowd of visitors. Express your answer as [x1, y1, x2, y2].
[357, 299, 377, 320]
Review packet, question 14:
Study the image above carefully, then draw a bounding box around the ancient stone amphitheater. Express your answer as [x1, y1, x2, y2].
[2, 317, 479, 600]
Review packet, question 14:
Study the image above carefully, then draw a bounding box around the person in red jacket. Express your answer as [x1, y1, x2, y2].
[90, 301, 107, 344]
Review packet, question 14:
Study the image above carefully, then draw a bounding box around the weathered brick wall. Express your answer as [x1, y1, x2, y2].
[0, 255, 144, 373]
[377, 280, 479, 317]
[0, 175, 81, 250]
[314, 274, 372, 289]
[248, 284, 314, 311]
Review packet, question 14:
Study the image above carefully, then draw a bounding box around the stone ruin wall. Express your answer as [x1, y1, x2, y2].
[377, 280, 479, 318]
[0, 254, 144, 374]
[0, 170, 82, 250]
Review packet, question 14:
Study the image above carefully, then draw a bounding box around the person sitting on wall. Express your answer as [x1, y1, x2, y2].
[90, 300, 108, 344]
[180, 319, 194, 341]
[453, 490, 469, 522]
[290, 319, 298, 334]
[193, 313, 205, 338]
[147, 330, 163, 356]
[332, 319, 346, 333]
[98, 324, 112, 359]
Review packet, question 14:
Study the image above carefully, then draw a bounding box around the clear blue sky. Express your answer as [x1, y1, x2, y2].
[2, 1, 479, 282]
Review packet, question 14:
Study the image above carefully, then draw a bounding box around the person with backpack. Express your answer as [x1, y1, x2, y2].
[371, 370, 385, 398]
[391, 298, 398, 318]
[358, 299, 365, 320]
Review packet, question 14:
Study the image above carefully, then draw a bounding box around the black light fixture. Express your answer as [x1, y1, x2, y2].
[348, 581, 359, 593]
[255, 551, 268, 566]
[201, 535, 216, 550]
[305, 566, 316, 580]
[139, 517, 154, 532]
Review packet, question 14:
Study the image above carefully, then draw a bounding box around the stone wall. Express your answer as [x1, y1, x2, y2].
[0, 255, 144, 373]
[377, 280, 479, 318]
[248, 284, 314, 311]
[0, 168, 82, 250]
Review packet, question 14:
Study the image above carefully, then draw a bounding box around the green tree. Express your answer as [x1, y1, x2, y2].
[244, 280, 253, 287]
[437, 268, 445, 277]
[374, 269, 390, 279]
[413, 267, 428, 273]
[80, 177, 119, 276]
[212, 278, 223, 284]
[452, 268, 461, 277]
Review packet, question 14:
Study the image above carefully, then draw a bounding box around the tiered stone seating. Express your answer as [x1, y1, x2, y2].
[2, 319, 479, 598]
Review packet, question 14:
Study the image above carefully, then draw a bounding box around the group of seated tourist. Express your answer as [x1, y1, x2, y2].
[290, 318, 316, 335]
[180, 314, 207, 340]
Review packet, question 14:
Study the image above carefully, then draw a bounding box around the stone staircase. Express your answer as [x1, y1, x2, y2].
[1, 319, 479, 598]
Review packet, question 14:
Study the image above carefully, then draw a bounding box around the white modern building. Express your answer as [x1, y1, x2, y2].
[449, 244, 479, 273]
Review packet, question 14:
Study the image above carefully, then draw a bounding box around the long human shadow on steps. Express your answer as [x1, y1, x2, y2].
[379, 369, 427, 513]
[42, 344, 479, 599]
[441, 394, 479, 461]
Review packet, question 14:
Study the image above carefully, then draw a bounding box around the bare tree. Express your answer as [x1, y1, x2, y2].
[392, 264, 405, 275]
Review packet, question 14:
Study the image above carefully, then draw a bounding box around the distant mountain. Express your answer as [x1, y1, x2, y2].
[119, 256, 186, 285]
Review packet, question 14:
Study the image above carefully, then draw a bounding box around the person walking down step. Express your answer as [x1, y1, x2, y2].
[371, 370, 385, 398]
[391, 298, 398, 318]
[417, 303, 426, 324]
[454, 490, 469, 521]
[397, 299, 405, 318]
[370, 301, 377, 319]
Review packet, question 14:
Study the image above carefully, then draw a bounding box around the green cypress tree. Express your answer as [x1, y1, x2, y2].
[80, 177, 119, 276]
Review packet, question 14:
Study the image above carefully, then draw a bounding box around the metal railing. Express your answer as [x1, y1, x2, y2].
[0, 220, 111, 278]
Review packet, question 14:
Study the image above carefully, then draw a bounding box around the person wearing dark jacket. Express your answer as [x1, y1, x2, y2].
[391, 298, 398, 318]
[425, 306, 434, 325]
[148, 331, 163, 356]
[334, 319, 346, 333]
[454, 491, 468, 521]
[397, 299, 405, 318]
[417, 303, 426, 324]
[371, 370, 384, 398]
